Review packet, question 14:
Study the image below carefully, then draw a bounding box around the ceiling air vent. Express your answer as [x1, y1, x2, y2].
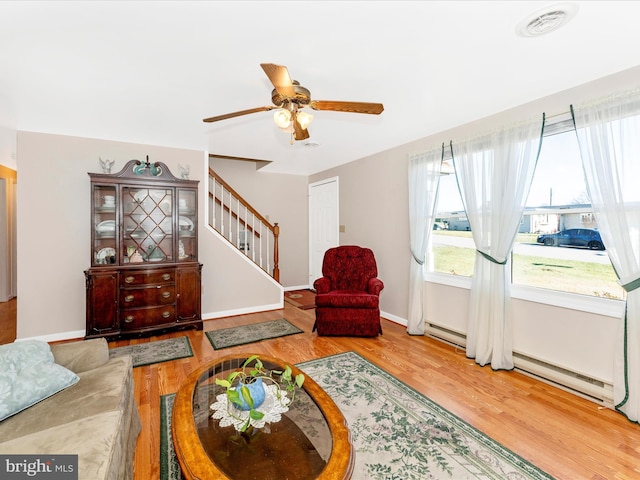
[516, 3, 579, 37]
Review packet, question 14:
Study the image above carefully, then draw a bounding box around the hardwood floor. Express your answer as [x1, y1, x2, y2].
[3, 300, 640, 479]
[0, 297, 16, 345]
[125, 305, 640, 480]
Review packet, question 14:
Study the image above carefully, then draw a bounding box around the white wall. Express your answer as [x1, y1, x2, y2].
[0, 125, 17, 170]
[425, 280, 619, 385]
[15, 132, 281, 340]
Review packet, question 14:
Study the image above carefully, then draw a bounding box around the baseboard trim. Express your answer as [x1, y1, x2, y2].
[16, 329, 86, 343]
[381, 311, 407, 327]
[203, 302, 284, 320]
[284, 285, 311, 292]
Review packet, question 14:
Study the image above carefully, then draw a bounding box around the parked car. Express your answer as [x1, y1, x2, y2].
[536, 228, 605, 250]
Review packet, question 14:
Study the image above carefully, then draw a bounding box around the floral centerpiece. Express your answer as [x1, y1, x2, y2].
[210, 355, 305, 432]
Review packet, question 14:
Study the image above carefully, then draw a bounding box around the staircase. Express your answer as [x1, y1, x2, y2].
[208, 168, 280, 282]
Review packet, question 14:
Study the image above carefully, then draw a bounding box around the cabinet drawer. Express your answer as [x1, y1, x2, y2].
[121, 269, 175, 286]
[121, 305, 176, 330]
[120, 286, 175, 308]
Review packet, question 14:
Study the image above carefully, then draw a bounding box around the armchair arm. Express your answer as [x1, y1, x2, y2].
[367, 278, 384, 296]
[313, 277, 332, 294]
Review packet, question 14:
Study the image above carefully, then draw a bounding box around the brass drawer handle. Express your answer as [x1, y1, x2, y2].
[162, 273, 171, 281]
[124, 294, 135, 303]
[125, 276, 135, 284]
[124, 315, 134, 323]
[162, 291, 171, 299]
[162, 311, 171, 319]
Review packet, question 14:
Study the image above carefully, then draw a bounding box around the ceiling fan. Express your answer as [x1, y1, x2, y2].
[203, 63, 384, 141]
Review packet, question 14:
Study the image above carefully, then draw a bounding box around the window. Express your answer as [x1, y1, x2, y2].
[432, 174, 475, 277]
[513, 128, 622, 299]
[431, 120, 624, 300]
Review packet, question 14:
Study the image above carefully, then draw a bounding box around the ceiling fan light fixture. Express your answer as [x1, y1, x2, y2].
[296, 110, 313, 130]
[273, 109, 292, 129]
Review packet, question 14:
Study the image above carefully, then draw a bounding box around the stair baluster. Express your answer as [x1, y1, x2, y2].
[208, 168, 280, 282]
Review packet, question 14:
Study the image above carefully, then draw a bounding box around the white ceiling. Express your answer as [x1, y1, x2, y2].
[2, 1, 640, 175]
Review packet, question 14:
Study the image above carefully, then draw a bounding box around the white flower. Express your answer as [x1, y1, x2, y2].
[210, 384, 291, 431]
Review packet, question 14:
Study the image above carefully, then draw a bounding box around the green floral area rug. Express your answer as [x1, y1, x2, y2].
[109, 336, 193, 367]
[205, 318, 303, 350]
[160, 351, 554, 480]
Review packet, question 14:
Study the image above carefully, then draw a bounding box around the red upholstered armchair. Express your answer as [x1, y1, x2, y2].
[312, 245, 384, 337]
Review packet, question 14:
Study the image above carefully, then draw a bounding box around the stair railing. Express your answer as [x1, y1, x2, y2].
[208, 168, 280, 282]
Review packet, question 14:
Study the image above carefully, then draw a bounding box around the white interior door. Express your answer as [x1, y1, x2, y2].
[309, 177, 338, 287]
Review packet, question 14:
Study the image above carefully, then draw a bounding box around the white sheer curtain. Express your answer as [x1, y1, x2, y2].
[572, 90, 640, 422]
[452, 116, 544, 369]
[407, 146, 444, 335]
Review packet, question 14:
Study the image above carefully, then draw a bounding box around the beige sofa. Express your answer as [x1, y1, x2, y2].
[0, 338, 141, 480]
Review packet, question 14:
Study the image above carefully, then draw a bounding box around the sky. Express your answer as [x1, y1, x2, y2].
[437, 130, 588, 213]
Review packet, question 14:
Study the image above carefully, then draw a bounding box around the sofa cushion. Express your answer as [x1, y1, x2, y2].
[51, 338, 110, 374]
[0, 355, 133, 441]
[315, 291, 380, 309]
[0, 410, 129, 480]
[0, 340, 79, 421]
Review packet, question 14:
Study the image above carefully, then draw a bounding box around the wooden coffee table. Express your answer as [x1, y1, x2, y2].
[172, 354, 354, 480]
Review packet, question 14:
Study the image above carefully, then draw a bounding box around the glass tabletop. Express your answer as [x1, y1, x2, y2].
[172, 355, 353, 480]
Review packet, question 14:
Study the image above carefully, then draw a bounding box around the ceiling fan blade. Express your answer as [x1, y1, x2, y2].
[203, 106, 274, 123]
[293, 115, 310, 141]
[260, 63, 295, 98]
[309, 100, 384, 115]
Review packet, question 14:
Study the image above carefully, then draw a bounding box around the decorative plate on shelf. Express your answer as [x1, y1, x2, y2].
[127, 230, 146, 239]
[179, 216, 194, 231]
[96, 247, 116, 264]
[96, 220, 116, 233]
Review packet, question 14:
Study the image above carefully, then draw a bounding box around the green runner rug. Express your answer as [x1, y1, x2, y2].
[109, 336, 193, 367]
[160, 351, 554, 480]
[205, 318, 303, 350]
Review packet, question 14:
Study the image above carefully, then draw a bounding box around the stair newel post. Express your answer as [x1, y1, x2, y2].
[273, 223, 280, 282]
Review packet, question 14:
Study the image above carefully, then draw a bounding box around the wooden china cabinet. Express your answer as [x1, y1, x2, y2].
[85, 158, 202, 339]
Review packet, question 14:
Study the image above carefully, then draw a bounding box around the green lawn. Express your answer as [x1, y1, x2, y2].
[432, 241, 623, 300]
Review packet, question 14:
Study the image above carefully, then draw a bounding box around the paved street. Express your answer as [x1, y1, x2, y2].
[432, 233, 612, 265]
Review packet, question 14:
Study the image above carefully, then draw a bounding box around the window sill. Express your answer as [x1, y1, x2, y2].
[425, 272, 624, 318]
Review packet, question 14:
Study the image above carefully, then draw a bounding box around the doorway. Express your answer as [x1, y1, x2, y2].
[0, 166, 17, 302]
[308, 177, 339, 286]
[0, 164, 17, 344]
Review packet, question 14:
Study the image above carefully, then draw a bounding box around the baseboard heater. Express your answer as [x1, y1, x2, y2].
[426, 323, 614, 408]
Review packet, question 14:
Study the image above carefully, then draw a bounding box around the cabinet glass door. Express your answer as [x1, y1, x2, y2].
[177, 189, 197, 261]
[123, 187, 173, 263]
[93, 185, 117, 265]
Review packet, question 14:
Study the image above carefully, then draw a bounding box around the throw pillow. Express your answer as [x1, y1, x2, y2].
[0, 340, 80, 421]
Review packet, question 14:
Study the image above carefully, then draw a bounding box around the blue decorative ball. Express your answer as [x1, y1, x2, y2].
[234, 378, 266, 411]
